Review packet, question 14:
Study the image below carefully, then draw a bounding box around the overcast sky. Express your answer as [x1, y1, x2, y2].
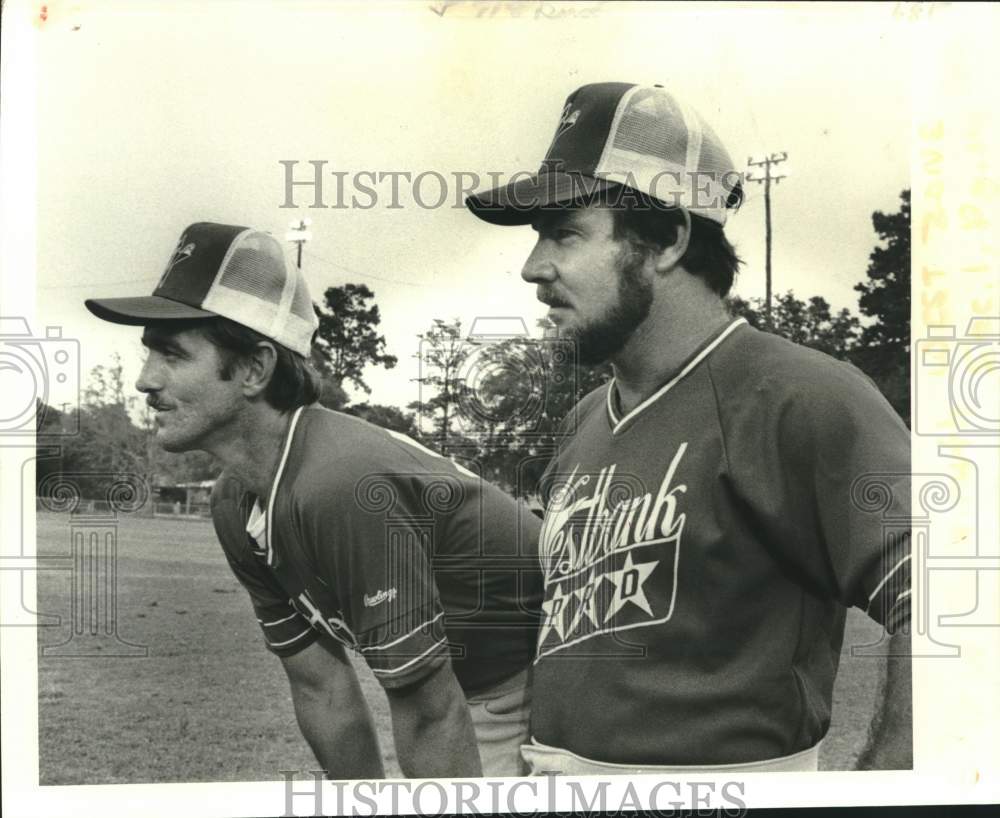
[32, 1, 915, 412]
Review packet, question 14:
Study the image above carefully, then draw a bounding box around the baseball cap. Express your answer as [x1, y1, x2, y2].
[466, 82, 743, 226]
[85, 222, 318, 357]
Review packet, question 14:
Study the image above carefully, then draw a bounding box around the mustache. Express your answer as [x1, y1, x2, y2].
[146, 397, 172, 411]
[537, 288, 570, 308]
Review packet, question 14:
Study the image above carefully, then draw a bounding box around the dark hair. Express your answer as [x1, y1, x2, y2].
[601, 186, 743, 297]
[198, 317, 321, 411]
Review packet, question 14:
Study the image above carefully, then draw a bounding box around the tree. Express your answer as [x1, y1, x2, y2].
[79, 355, 151, 476]
[477, 333, 611, 496]
[418, 324, 610, 496]
[37, 355, 157, 503]
[855, 190, 910, 350]
[312, 284, 397, 395]
[35, 400, 81, 493]
[315, 377, 350, 411]
[408, 318, 472, 442]
[852, 189, 911, 424]
[727, 291, 860, 360]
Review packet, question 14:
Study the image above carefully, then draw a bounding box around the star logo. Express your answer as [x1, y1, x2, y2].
[603, 551, 659, 623]
[564, 575, 604, 636]
[538, 582, 570, 645]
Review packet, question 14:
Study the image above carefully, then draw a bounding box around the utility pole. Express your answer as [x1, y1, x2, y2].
[285, 218, 313, 270]
[745, 152, 788, 327]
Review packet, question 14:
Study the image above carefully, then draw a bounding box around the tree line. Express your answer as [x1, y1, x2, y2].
[37, 190, 910, 503]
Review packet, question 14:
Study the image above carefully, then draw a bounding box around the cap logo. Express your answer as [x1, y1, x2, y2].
[555, 104, 581, 139]
[158, 239, 196, 288]
[544, 104, 581, 159]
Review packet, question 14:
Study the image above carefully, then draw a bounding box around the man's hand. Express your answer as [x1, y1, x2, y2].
[281, 639, 386, 779]
[855, 629, 912, 770]
[385, 662, 482, 778]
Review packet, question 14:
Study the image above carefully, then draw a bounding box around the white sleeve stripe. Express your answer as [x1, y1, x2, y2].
[883, 589, 911, 626]
[867, 554, 911, 604]
[267, 629, 313, 648]
[369, 639, 448, 676]
[257, 612, 300, 627]
[360, 611, 445, 652]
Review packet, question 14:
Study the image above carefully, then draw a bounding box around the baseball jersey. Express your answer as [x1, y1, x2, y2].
[531, 318, 912, 765]
[211, 404, 543, 693]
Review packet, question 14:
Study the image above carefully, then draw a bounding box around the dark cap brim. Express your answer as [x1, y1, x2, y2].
[85, 295, 217, 326]
[466, 172, 613, 226]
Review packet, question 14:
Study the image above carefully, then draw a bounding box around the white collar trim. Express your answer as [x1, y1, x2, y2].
[262, 405, 306, 566]
[607, 318, 746, 435]
[245, 499, 266, 541]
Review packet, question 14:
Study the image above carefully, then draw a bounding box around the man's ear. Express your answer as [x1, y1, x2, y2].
[653, 208, 691, 274]
[241, 341, 278, 399]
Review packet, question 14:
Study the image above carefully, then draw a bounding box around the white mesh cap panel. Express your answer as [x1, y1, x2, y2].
[290, 272, 315, 325]
[219, 238, 286, 304]
[202, 230, 318, 357]
[594, 85, 739, 225]
[609, 87, 690, 167]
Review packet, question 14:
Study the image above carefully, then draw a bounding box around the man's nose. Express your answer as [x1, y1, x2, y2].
[135, 357, 160, 394]
[521, 241, 557, 284]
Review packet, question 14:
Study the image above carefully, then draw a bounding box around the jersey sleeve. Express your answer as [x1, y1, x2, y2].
[725, 360, 911, 632]
[294, 474, 450, 689]
[211, 481, 320, 658]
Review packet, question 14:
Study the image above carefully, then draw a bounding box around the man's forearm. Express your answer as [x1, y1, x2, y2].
[291, 685, 385, 779]
[387, 665, 482, 778]
[856, 629, 912, 770]
[393, 694, 481, 778]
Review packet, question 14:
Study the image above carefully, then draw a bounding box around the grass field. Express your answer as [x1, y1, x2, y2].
[35, 511, 889, 784]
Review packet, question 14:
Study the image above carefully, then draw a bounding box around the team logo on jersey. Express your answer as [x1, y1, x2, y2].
[536, 443, 688, 657]
[293, 589, 356, 648]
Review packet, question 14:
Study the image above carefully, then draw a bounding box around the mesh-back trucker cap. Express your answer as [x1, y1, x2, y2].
[466, 82, 743, 226]
[85, 222, 318, 357]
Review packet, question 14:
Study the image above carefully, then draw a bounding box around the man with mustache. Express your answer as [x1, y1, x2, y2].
[85, 223, 542, 778]
[466, 82, 912, 773]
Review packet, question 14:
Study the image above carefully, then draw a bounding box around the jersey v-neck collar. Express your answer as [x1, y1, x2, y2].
[606, 318, 747, 436]
[243, 405, 307, 567]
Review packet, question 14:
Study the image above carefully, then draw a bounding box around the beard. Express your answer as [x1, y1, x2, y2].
[570, 246, 654, 365]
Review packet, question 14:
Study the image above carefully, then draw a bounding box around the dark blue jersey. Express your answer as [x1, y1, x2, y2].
[531, 319, 911, 765]
[212, 404, 542, 693]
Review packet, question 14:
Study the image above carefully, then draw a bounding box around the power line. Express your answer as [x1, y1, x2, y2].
[745, 151, 789, 327]
[285, 219, 312, 270]
[301, 247, 421, 288]
[39, 246, 424, 292]
[39, 277, 160, 291]
[39, 249, 422, 292]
